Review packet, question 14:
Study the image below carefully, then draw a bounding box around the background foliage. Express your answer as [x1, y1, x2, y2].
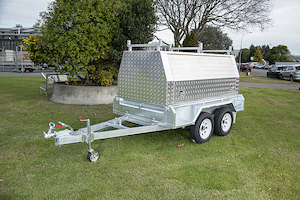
[265, 45, 294, 64]
[253, 46, 264, 63]
[38, 0, 118, 85]
[110, 0, 157, 67]
[238, 44, 294, 64]
[35, 0, 157, 86]
[155, 0, 272, 46]
[182, 31, 198, 47]
[20, 36, 43, 65]
[196, 25, 233, 50]
[182, 25, 233, 51]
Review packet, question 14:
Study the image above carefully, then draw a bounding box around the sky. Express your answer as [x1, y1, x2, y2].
[0, 0, 299, 55]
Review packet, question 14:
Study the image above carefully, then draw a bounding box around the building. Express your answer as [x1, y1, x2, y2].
[0, 24, 40, 51]
[0, 24, 40, 61]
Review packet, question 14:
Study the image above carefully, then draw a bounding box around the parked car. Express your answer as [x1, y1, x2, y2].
[279, 65, 300, 81]
[263, 64, 271, 70]
[254, 64, 264, 69]
[267, 65, 287, 78]
[250, 62, 259, 68]
[240, 63, 252, 72]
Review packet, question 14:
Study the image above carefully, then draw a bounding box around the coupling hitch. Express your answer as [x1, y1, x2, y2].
[43, 121, 74, 139]
[43, 117, 100, 162]
[43, 122, 56, 139]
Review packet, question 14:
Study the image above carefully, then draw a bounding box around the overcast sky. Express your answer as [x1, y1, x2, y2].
[0, 0, 299, 55]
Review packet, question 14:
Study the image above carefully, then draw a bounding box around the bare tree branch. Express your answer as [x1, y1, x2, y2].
[155, 0, 273, 46]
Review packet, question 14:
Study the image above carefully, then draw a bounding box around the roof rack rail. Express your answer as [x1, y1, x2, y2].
[127, 39, 232, 55]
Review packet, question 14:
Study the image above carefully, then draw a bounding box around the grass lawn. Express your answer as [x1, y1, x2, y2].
[0, 76, 299, 199]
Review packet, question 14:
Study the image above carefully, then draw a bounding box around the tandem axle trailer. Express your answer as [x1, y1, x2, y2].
[43, 41, 245, 162]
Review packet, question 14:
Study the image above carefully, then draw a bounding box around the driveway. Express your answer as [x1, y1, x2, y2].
[0, 70, 55, 77]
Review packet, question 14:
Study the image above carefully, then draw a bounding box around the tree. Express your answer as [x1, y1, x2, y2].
[37, 0, 157, 85]
[253, 46, 263, 63]
[38, 0, 119, 85]
[197, 25, 232, 50]
[182, 31, 198, 47]
[20, 36, 43, 65]
[236, 48, 250, 63]
[241, 48, 251, 63]
[260, 44, 270, 58]
[265, 45, 293, 64]
[110, 0, 157, 66]
[155, 0, 273, 46]
[249, 44, 256, 59]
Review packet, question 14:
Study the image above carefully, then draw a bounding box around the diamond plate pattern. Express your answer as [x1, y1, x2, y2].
[118, 51, 239, 105]
[167, 78, 238, 104]
[118, 51, 167, 104]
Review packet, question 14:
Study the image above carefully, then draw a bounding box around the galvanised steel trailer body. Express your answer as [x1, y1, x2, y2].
[43, 42, 245, 162]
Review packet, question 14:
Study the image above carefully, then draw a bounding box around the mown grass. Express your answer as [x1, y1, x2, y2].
[239, 73, 300, 84]
[0, 76, 299, 199]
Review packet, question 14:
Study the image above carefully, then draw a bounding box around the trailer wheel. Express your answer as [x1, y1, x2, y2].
[190, 112, 214, 143]
[87, 149, 99, 162]
[214, 107, 233, 136]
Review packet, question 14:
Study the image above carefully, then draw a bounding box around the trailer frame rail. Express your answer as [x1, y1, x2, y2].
[44, 115, 170, 162]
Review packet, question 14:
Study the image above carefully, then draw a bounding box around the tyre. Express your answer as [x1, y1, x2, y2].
[280, 74, 283, 80]
[87, 149, 99, 162]
[290, 76, 293, 82]
[190, 112, 214, 144]
[214, 107, 233, 136]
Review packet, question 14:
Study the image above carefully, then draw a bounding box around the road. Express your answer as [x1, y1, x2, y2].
[1, 68, 299, 90]
[1, 69, 268, 77]
[1, 68, 268, 77]
[0, 69, 55, 77]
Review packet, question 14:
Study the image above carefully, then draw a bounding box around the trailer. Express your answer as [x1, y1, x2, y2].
[16, 61, 39, 72]
[43, 41, 245, 162]
[0, 61, 38, 72]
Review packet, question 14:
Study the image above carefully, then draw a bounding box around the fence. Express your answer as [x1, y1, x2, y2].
[0, 50, 33, 72]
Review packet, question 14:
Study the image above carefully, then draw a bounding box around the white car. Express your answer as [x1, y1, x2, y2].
[280, 65, 300, 81]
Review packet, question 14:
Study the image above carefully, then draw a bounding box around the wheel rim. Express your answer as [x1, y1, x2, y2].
[199, 118, 212, 139]
[90, 150, 99, 162]
[221, 113, 232, 132]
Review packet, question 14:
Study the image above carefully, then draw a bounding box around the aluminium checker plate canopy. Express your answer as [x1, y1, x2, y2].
[114, 50, 243, 128]
[117, 50, 239, 105]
